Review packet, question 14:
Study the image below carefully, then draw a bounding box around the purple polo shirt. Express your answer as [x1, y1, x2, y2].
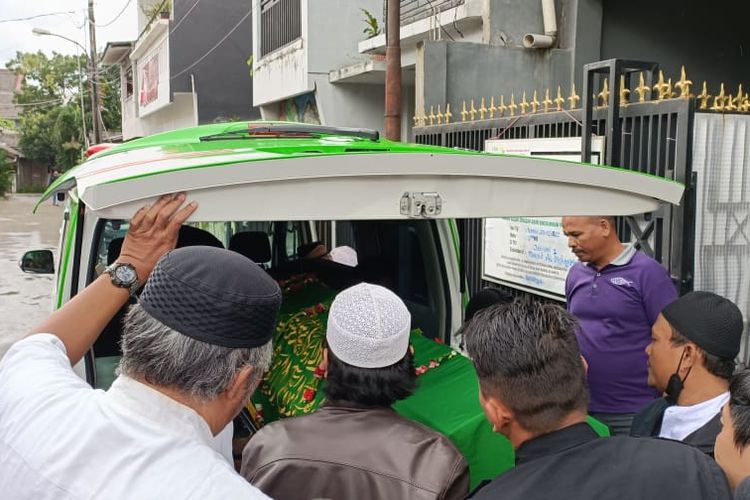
[565, 245, 677, 414]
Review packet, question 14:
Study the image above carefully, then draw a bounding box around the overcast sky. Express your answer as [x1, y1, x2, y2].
[0, 0, 138, 66]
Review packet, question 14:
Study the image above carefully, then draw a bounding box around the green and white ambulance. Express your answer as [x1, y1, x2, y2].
[21, 121, 683, 485]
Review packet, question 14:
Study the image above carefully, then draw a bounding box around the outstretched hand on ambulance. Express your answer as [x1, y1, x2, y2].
[29, 193, 197, 364]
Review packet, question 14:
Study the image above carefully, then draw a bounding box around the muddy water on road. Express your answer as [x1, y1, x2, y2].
[0, 195, 63, 358]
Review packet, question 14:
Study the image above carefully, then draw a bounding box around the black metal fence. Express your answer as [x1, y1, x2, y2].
[414, 66, 696, 299]
[260, 0, 301, 57]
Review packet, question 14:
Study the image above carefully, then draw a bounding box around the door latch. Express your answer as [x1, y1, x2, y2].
[400, 192, 442, 218]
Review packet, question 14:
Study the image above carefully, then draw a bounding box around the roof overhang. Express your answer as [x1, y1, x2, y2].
[101, 41, 134, 65]
[329, 59, 416, 86]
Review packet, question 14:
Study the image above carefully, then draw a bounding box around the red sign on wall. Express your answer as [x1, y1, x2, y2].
[139, 55, 159, 107]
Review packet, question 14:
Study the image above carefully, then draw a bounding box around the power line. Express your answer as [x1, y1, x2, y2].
[0, 11, 78, 24]
[12, 75, 121, 108]
[170, 7, 251, 80]
[94, 0, 133, 28]
[14, 97, 66, 107]
[169, 0, 202, 35]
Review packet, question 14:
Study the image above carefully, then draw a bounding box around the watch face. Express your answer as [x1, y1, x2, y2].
[114, 265, 137, 284]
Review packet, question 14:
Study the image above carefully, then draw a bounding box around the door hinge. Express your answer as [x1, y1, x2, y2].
[400, 192, 442, 218]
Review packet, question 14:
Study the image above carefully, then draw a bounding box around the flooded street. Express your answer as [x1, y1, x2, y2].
[0, 194, 63, 358]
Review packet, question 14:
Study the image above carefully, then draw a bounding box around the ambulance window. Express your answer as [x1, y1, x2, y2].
[285, 222, 304, 259]
[95, 220, 130, 270]
[335, 221, 356, 248]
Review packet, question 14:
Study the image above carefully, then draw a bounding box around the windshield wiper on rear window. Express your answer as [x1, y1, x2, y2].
[199, 123, 380, 142]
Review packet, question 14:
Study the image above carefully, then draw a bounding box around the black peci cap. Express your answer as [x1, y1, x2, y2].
[139, 246, 281, 348]
[662, 291, 744, 360]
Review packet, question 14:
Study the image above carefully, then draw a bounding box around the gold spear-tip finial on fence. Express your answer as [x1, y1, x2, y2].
[436, 105, 443, 124]
[461, 101, 468, 121]
[531, 90, 540, 113]
[428, 106, 436, 126]
[598, 78, 610, 106]
[666, 78, 675, 99]
[711, 84, 726, 111]
[697, 82, 711, 110]
[555, 86, 565, 111]
[619, 75, 630, 107]
[444, 103, 452, 123]
[520, 92, 529, 114]
[653, 71, 668, 100]
[543, 88, 553, 113]
[488, 96, 497, 119]
[635, 72, 649, 102]
[675, 66, 693, 99]
[509, 94, 517, 116]
[733, 85, 744, 110]
[479, 97, 488, 120]
[413, 113, 420, 127]
[415, 110, 425, 127]
[469, 99, 478, 120]
[741, 93, 750, 113]
[726, 93, 737, 112]
[568, 84, 580, 109]
[498, 95, 508, 117]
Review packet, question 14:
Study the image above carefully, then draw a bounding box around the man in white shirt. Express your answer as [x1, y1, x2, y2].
[631, 291, 744, 457]
[0, 194, 281, 499]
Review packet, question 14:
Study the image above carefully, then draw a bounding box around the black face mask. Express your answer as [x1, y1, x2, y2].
[664, 348, 691, 405]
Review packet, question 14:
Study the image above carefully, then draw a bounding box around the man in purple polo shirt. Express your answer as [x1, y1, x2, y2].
[562, 216, 677, 435]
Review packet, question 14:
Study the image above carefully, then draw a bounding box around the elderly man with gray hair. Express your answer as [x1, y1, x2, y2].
[0, 194, 281, 499]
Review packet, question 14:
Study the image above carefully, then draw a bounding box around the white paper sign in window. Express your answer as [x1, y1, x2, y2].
[482, 137, 604, 299]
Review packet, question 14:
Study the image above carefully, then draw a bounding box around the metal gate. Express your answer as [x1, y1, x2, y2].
[413, 58, 698, 299]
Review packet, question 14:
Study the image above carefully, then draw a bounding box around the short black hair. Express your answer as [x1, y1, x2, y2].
[729, 369, 750, 450]
[324, 345, 416, 407]
[465, 287, 514, 322]
[670, 327, 736, 380]
[464, 301, 589, 435]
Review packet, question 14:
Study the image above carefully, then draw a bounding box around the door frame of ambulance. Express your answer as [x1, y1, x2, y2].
[48, 151, 684, 382]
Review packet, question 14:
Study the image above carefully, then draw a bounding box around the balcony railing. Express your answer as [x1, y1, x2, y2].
[260, 0, 302, 57]
[383, 0, 465, 27]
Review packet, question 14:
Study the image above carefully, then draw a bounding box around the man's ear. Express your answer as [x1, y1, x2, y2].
[599, 217, 612, 237]
[480, 390, 514, 434]
[225, 365, 254, 402]
[321, 348, 330, 377]
[681, 343, 698, 372]
[580, 355, 589, 374]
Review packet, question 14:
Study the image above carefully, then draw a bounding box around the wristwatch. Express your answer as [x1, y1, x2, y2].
[104, 262, 141, 295]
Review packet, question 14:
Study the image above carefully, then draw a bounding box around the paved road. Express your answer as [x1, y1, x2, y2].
[0, 194, 64, 358]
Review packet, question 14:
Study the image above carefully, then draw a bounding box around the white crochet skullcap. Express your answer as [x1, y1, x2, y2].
[326, 283, 411, 368]
[327, 246, 358, 267]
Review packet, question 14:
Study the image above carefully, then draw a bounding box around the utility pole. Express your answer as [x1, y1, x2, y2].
[384, 0, 401, 141]
[88, 0, 102, 144]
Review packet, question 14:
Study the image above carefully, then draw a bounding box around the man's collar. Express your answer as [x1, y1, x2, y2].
[583, 243, 636, 268]
[106, 375, 215, 448]
[610, 243, 637, 266]
[515, 422, 599, 466]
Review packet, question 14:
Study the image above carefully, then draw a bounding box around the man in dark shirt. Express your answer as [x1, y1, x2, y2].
[631, 291, 743, 456]
[716, 369, 750, 496]
[464, 300, 731, 499]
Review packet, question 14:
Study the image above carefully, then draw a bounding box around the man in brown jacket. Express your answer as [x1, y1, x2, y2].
[241, 283, 469, 499]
